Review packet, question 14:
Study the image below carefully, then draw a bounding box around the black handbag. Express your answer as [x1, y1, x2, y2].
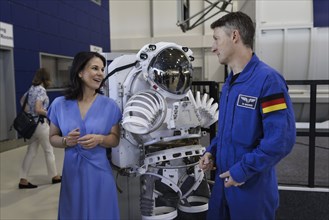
[13, 92, 38, 139]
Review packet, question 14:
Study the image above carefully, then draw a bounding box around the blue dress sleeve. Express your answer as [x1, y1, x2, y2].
[47, 97, 62, 128]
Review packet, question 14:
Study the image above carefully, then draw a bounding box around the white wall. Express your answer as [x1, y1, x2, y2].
[253, 0, 328, 82]
[109, 0, 230, 83]
[109, 0, 329, 83]
[256, 0, 313, 25]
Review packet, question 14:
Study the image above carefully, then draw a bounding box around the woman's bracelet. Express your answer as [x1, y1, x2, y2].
[62, 137, 67, 147]
[98, 135, 104, 145]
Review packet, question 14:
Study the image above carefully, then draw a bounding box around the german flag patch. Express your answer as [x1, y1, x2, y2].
[260, 93, 287, 114]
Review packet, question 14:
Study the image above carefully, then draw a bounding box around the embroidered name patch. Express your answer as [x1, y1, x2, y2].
[260, 93, 287, 114]
[237, 94, 257, 109]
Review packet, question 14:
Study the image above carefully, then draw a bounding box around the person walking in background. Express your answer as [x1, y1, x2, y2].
[48, 52, 122, 219]
[199, 12, 296, 220]
[18, 68, 62, 189]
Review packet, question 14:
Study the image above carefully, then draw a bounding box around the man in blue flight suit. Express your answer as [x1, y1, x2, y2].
[199, 12, 296, 220]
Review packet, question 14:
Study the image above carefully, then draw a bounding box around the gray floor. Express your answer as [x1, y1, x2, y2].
[0, 145, 64, 220]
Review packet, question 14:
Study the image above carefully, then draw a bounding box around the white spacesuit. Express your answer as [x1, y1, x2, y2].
[102, 42, 218, 220]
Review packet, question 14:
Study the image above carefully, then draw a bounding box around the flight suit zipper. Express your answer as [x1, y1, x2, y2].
[219, 85, 230, 218]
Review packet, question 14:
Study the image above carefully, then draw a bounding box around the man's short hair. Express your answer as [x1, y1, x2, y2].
[211, 11, 255, 49]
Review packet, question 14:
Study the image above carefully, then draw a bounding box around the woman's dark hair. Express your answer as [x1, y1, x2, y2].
[32, 68, 51, 89]
[211, 11, 255, 49]
[65, 51, 106, 100]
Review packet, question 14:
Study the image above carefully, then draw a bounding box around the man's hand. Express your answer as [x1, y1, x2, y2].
[199, 152, 215, 171]
[219, 171, 244, 188]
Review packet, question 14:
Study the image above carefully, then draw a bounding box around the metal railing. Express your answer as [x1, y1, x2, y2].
[287, 80, 329, 187]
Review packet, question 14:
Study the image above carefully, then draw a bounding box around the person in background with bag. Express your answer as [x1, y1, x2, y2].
[48, 52, 122, 219]
[18, 68, 62, 189]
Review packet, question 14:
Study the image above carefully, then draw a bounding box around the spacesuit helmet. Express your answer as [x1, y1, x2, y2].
[148, 47, 192, 95]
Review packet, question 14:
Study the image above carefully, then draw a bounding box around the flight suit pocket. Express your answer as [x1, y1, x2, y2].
[232, 104, 262, 148]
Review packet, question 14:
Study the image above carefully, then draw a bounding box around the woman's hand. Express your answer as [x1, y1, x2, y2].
[77, 124, 120, 149]
[65, 128, 80, 147]
[78, 134, 103, 149]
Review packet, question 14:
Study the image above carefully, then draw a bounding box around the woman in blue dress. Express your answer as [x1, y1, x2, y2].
[48, 51, 122, 220]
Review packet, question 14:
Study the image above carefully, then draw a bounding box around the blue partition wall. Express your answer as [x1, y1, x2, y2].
[0, 0, 110, 111]
[313, 0, 329, 27]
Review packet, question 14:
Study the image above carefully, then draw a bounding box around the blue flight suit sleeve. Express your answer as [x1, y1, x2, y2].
[206, 135, 218, 157]
[229, 73, 296, 183]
